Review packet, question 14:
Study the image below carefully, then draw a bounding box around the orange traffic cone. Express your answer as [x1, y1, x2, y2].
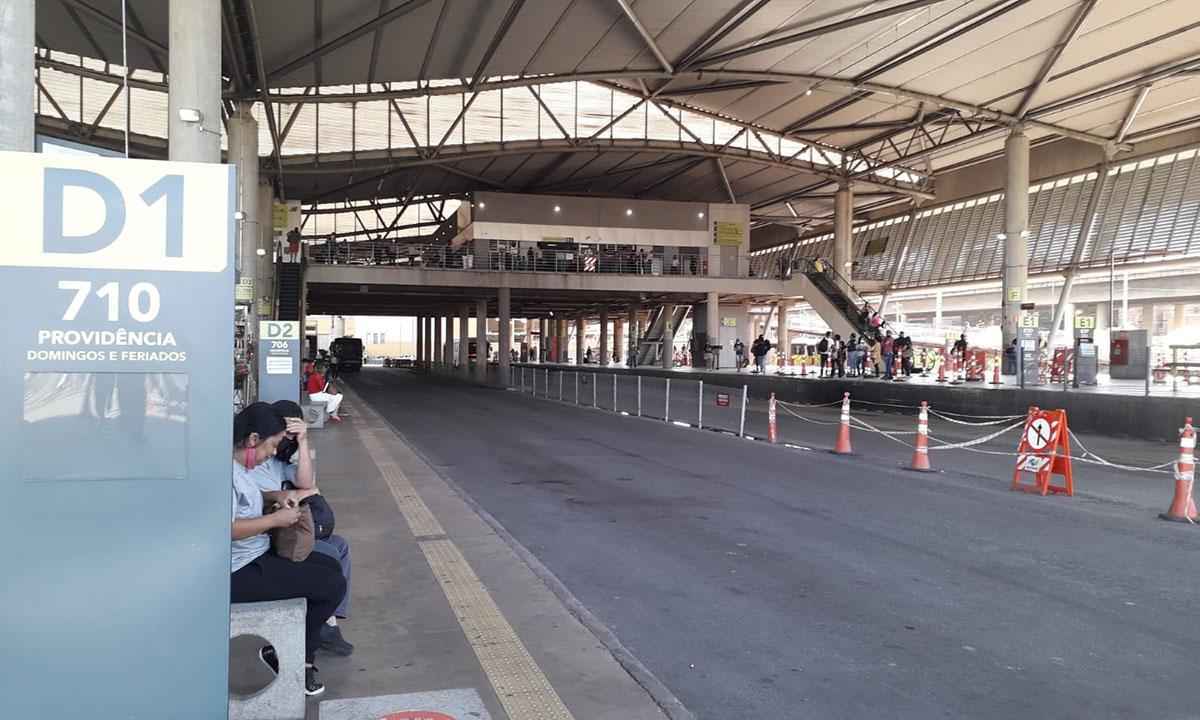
[1159, 417, 1197, 523]
[834, 392, 853, 454]
[990, 360, 1002, 385]
[910, 401, 932, 471]
[800, 359, 808, 377]
[936, 359, 947, 383]
[768, 393, 778, 444]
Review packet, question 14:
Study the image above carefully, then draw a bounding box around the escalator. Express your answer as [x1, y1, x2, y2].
[276, 261, 303, 322]
[783, 265, 873, 340]
[636, 304, 689, 366]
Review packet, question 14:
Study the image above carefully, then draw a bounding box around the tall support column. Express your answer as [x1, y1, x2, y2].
[458, 305, 470, 373]
[256, 180, 275, 319]
[599, 307, 610, 367]
[706, 292, 720, 368]
[416, 315, 425, 369]
[539, 318, 549, 361]
[661, 305, 675, 369]
[613, 317, 624, 365]
[0, 0, 34, 151]
[776, 300, 789, 366]
[560, 319, 569, 364]
[627, 307, 638, 366]
[446, 313, 456, 366]
[434, 316, 444, 368]
[227, 105, 259, 290]
[498, 288, 511, 381]
[575, 316, 585, 364]
[834, 180, 854, 282]
[169, 0, 222, 162]
[475, 299, 488, 383]
[1002, 126, 1031, 349]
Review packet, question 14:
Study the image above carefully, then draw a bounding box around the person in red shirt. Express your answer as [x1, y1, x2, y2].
[305, 365, 343, 422]
[881, 331, 896, 380]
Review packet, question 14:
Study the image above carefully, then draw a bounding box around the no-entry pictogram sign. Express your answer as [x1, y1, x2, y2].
[1012, 407, 1073, 496]
[715, 392, 730, 407]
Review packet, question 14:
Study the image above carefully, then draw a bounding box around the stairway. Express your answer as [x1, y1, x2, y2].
[276, 261, 303, 321]
[782, 270, 873, 340]
[636, 304, 689, 366]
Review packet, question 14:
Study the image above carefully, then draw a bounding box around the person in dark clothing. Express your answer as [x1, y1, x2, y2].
[953, 333, 969, 364]
[833, 334, 846, 378]
[734, 338, 747, 371]
[751, 335, 771, 374]
[817, 331, 832, 378]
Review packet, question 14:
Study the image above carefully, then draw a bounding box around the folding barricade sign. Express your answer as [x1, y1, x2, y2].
[1011, 407, 1074, 496]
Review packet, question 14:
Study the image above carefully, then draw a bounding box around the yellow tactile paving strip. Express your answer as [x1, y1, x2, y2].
[353, 402, 575, 720]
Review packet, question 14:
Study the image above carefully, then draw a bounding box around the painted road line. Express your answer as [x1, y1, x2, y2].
[354, 401, 576, 720]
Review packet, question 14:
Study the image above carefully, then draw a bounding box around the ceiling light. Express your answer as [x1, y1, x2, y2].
[478, 202, 486, 209]
[805, 88, 813, 96]
[256, 248, 267, 256]
[625, 208, 633, 216]
[697, 212, 705, 218]
[997, 233, 1007, 240]
[178, 108, 202, 123]
[554, 205, 561, 212]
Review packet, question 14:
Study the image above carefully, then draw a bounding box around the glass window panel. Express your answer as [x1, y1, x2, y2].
[504, 87, 541, 141]
[464, 89, 501, 145]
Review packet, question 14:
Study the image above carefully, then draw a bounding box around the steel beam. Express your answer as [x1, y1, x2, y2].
[615, 0, 673, 73]
[59, 0, 167, 55]
[268, 0, 434, 82]
[676, 0, 772, 70]
[1116, 85, 1153, 144]
[1015, 0, 1097, 117]
[715, 158, 736, 203]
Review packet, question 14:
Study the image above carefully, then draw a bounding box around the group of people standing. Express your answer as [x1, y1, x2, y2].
[815, 329, 916, 379]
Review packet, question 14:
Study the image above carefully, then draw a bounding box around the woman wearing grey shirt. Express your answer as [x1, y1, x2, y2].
[230, 403, 345, 696]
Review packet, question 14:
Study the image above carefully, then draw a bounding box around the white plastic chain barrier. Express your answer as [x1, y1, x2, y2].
[927, 420, 1026, 451]
[1066, 428, 1174, 474]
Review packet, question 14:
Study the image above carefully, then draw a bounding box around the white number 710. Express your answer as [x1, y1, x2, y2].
[58, 280, 161, 322]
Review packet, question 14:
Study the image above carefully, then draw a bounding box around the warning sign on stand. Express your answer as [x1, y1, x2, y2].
[1011, 407, 1073, 496]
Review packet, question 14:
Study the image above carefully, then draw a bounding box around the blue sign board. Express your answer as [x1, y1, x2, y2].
[0, 152, 234, 718]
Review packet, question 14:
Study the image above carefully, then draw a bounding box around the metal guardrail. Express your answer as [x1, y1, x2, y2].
[305, 239, 750, 278]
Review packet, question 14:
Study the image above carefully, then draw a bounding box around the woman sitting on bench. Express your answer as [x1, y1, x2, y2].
[230, 402, 347, 696]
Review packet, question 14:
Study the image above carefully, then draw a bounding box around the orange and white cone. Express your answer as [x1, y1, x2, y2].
[991, 359, 1002, 385]
[768, 393, 778, 444]
[910, 401, 932, 471]
[834, 392, 853, 454]
[936, 358, 947, 383]
[1159, 417, 1197, 523]
[800, 359, 808, 377]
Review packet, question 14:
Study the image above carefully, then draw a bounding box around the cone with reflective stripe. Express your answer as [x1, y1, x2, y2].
[1159, 417, 1197, 523]
[936, 358, 947, 383]
[910, 401, 932, 471]
[990, 359, 1002, 385]
[834, 392, 853, 454]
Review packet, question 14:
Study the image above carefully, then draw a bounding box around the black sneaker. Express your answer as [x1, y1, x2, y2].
[305, 665, 325, 696]
[259, 645, 279, 675]
[319, 624, 355, 656]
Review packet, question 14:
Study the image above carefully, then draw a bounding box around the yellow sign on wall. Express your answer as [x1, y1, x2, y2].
[1074, 316, 1096, 329]
[713, 221, 743, 246]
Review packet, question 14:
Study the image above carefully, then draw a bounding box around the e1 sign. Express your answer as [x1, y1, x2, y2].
[0, 151, 234, 719]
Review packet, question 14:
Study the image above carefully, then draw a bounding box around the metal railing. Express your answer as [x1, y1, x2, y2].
[305, 239, 749, 278]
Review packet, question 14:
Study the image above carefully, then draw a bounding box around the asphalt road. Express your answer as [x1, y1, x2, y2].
[349, 367, 1200, 720]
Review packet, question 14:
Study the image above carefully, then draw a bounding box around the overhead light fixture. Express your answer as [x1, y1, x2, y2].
[554, 205, 561, 213]
[478, 202, 486, 209]
[697, 211, 705, 218]
[255, 248, 267, 256]
[805, 88, 813, 96]
[625, 208, 633, 216]
[233, 210, 245, 220]
[178, 108, 203, 123]
[997, 233, 1007, 240]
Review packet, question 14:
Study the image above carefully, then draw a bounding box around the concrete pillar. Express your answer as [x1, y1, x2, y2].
[1002, 125, 1030, 349]
[169, 0, 222, 162]
[446, 313, 456, 366]
[627, 307, 638, 366]
[575, 316, 585, 364]
[661, 305, 674, 369]
[498, 288, 511, 380]
[434, 316, 444, 368]
[706, 292, 720, 367]
[0, 0, 34, 151]
[599, 307, 610, 367]
[613, 317, 624, 365]
[476, 299, 488, 383]
[458, 305, 470, 372]
[559, 319, 569, 364]
[776, 300, 789, 366]
[256, 181, 275, 318]
[416, 315, 425, 368]
[834, 180, 854, 282]
[227, 104, 259, 288]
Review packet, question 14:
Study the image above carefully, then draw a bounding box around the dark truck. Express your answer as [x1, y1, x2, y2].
[329, 336, 364, 372]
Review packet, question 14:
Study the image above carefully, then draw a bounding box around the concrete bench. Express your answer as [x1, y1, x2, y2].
[302, 394, 329, 428]
[229, 599, 306, 720]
